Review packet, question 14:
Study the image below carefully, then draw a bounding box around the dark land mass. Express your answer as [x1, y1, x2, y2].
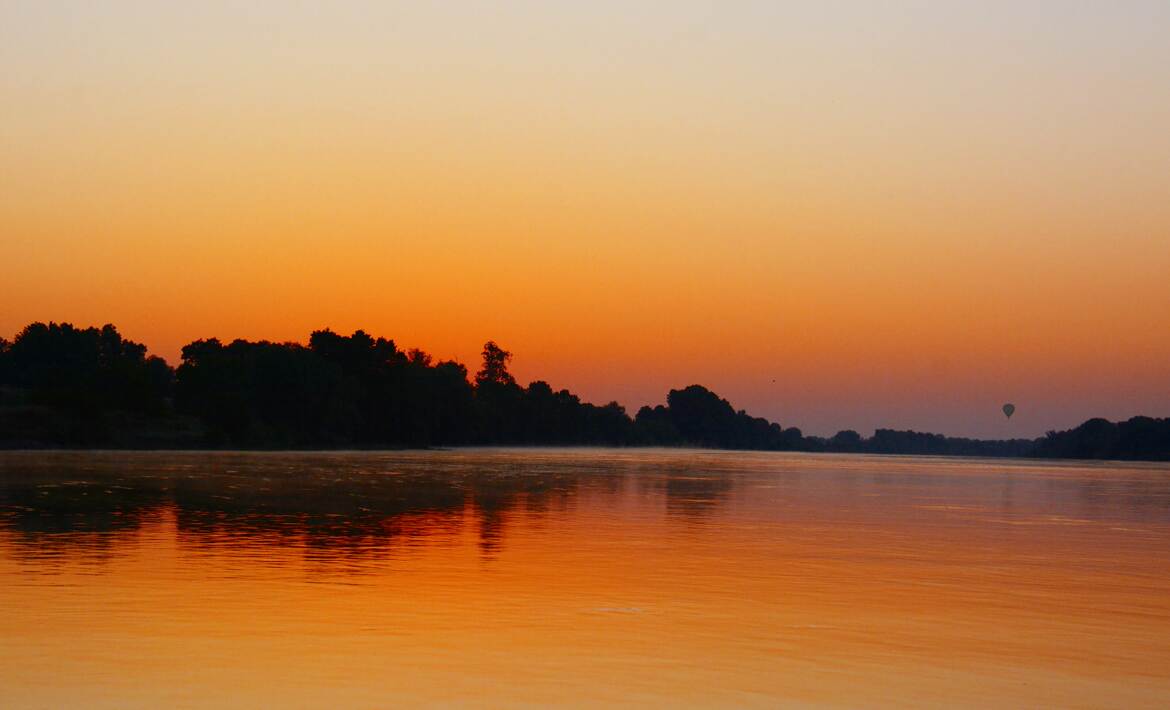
[1, 322, 1167, 461]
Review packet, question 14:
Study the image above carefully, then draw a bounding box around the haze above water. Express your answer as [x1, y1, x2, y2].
[2, 450, 1169, 708]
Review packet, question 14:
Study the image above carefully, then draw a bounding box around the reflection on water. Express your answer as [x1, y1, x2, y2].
[2, 450, 1170, 708]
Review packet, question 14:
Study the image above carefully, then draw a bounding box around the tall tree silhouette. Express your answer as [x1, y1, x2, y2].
[473, 341, 524, 442]
[476, 341, 516, 387]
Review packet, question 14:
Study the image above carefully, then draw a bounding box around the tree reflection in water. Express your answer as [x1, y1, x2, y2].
[0, 451, 734, 568]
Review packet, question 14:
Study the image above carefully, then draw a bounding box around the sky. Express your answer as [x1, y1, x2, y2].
[3, 1, 1169, 438]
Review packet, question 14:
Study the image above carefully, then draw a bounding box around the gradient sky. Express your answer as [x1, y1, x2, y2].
[3, 1, 1169, 438]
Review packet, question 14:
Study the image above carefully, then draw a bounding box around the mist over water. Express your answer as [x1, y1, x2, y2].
[2, 449, 1169, 708]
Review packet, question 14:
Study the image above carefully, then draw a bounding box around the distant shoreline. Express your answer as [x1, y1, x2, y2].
[1, 444, 1167, 465]
[3, 321, 1168, 462]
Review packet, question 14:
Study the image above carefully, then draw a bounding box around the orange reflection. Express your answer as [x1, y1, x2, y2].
[2, 451, 1170, 707]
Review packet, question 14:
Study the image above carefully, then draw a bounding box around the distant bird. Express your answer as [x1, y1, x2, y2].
[1002, 403, 1016, 419]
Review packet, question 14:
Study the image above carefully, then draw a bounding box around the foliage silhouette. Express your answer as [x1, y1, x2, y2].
[0, 322, 176, 445]
[1032, 416, 1170, 461]
[2, 321, 1168, 460]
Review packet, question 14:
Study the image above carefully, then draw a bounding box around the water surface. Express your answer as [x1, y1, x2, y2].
[2, 449, 1169, 708]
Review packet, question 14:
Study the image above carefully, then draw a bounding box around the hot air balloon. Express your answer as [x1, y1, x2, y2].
[1002, 403, 1016, 419]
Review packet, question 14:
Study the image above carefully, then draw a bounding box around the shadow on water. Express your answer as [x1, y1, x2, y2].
[5, 450, 1170, 575]
[0, 451, 710, 567]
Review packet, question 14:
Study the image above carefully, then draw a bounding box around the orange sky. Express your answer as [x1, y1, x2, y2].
[3, 2, 1169, 437]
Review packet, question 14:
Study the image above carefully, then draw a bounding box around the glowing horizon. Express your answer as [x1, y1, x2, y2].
[4, 1, 1169, 438]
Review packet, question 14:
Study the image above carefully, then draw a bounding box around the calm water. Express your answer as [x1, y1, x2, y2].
[2, 450, 1169, 708]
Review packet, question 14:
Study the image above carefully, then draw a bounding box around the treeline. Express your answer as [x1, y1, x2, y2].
[802, 428, 1038, 458]
[1, 322, 1167, 460]
[1031, 417, 1170, 461]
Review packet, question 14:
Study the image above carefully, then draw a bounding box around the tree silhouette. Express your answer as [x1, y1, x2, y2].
[3, 320, 1168, 460]
[476, 341, 515, 388]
